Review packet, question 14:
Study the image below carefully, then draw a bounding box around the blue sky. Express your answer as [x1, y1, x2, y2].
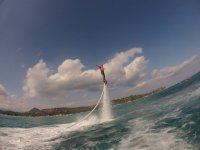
[0, 0, 200, 111]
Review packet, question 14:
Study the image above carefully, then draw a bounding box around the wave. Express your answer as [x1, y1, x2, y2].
[118, 118, 194, 150]
[0, 114, 112, 150]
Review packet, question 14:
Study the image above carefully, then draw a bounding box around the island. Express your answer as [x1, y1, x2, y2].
[0, 87, 165, 117]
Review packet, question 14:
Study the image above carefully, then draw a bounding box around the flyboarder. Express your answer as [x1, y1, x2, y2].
[97, 64, 107, 84]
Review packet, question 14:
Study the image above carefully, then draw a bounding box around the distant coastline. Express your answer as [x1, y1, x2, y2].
[0, 87, 165, 117]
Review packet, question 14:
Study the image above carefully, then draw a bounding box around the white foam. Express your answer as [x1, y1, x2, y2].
[0, 114, 106, 150]
[0, 112, 114, 150]
[191, 86, 200, 97]
[118, 118, 194, 150]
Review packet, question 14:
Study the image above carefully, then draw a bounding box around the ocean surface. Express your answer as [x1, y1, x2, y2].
[1, 72, 200, 150]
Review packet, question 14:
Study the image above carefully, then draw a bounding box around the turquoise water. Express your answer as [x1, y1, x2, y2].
[1, 72, 200, 150]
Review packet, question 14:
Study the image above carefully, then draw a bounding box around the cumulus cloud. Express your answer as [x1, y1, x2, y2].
[23, 49, 200, 101]
[23, 48, 148, 99]
[129, 54, 200, 94]
[1, 48, 200, 111]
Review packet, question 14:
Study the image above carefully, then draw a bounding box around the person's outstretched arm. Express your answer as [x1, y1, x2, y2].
[96, 64, 100, 68]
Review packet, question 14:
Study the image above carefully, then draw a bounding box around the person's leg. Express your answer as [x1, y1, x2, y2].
[101, 71, 107, 84]
[101, 71, 105, 80]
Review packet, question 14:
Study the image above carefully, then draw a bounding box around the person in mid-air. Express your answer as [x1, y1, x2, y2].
[97, 64, 107, 84]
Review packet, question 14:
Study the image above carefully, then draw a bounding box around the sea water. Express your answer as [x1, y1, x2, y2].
[1, 72, 200, 149]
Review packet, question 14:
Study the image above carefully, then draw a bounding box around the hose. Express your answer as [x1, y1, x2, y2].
[66, 84, 104, 129]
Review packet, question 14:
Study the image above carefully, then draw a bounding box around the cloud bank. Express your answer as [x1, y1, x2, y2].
[22, 47, 200, 100]
[129, 54, 200, 94]
[0, 48, 200, 111]
[23, 48, 147, 99]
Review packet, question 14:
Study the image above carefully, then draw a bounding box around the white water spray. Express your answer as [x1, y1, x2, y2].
[101, 84, 112, 121]
[65, 83, 112, 129]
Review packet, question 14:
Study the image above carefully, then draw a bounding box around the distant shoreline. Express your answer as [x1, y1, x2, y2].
[0, 87, 165, 117]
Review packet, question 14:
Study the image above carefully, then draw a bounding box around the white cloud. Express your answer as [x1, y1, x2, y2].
[22, 48, 148, 99]
[0, 84, 28, 111]
[1, 48, 200, 111]
[129, 55, 200, 94]
[0, 84, 9, 97]
[104, 48, 146, 86]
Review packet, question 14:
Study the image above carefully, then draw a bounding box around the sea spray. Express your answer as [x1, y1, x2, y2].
[101, 84, 112, 121]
